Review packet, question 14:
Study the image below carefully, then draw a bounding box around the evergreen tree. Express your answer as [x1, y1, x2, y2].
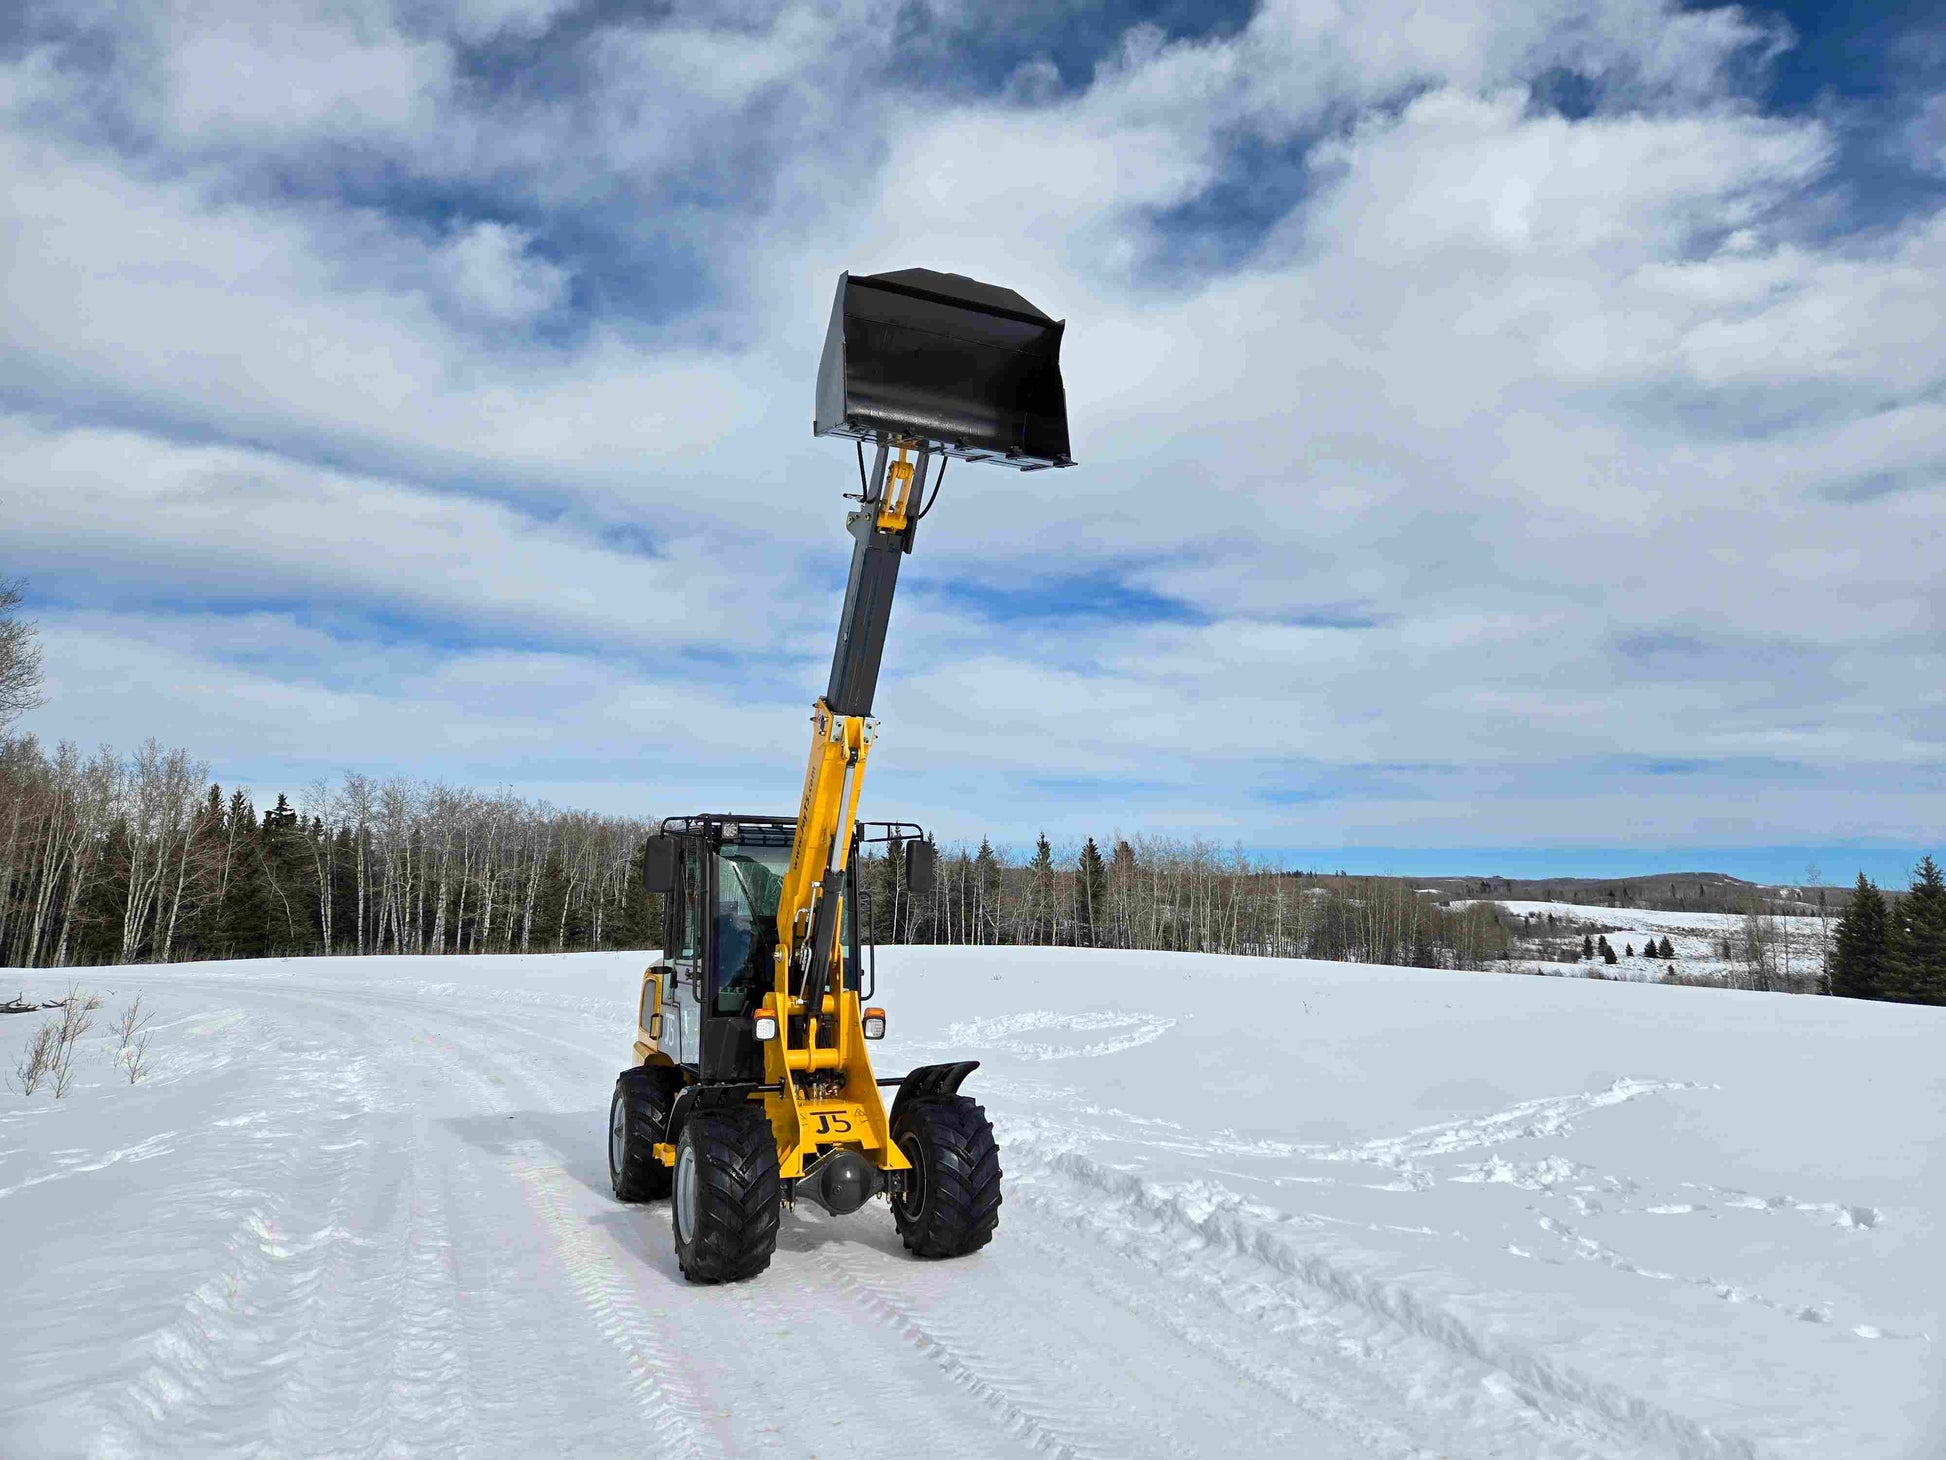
[75, 814, 133, 965]
[329, 826, 358, 954]
[1029, 833, 1055, 944]
[258, 793, 309, 952]
[613, 841, 660, 951]
[1580, 933, 1594, 960]
[220, 790, 270, 958]
[531, 851, 569, 951]
[1076, 837, 1107, 948]
[1828, 874, 1890, 1001]
[1657, 935, 1674, 960]
[1625, 942, 1635, 958]
[1886, 856, 1946, 1005]
[1598, 935, 1617, 965]
[973, 838, 999, 945]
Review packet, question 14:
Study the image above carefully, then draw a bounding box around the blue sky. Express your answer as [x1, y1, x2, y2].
[2, 0, 1942, 881]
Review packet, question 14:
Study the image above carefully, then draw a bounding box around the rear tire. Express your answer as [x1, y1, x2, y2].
[672, 1105, 780, 1283]
[609, 1067, 675, 1202]
[892, 1095, 1002, 1258]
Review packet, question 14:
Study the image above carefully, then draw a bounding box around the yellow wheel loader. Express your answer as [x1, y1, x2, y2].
[608, 268, 1074, 1283]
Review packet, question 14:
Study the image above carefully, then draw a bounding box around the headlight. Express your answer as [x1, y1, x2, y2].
[753, 1012, 779, 1041]
[861, 1007, 886, 1040]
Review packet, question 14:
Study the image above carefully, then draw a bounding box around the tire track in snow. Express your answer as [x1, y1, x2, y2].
[798, 1220, 1336, 1460]
[94, 1040, 385, 1457]
[506, 1144, 712, 1460]
[380, 1133, 474, 1457]
[378, 999, 716, 1458]
[1006, 1135, 1760, 1460]
[810, 1247, 1110, 1460]
[340, 992, 712, 1458]
[1005, 1222, 1427, 1460]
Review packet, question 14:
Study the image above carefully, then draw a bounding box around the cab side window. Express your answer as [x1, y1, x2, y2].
[680, 854, 703, 960]
[664, 850, 703, 961]
[638, 976, 657, 1033]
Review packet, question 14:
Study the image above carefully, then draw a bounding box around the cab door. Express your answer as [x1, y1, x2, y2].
[662, 845, 706, 1067]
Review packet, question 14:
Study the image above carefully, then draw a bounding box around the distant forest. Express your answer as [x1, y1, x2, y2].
[0, 732, 1505, 972]
[2, 731, 1942, 1005]
[0, 731, 1930, 1004]
[0, 736, 657, 968]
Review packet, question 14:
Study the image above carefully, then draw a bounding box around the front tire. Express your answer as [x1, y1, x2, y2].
[609, 1067, 675, 1202]
[672, 1105, 780, 1283]
[892, 1095, 1002, 1258]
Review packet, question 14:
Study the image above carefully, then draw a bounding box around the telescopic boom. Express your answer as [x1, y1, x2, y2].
[760, 268, 1072, 1162]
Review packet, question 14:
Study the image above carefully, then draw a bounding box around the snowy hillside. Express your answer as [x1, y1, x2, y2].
[1490, 901, 1830, 985]
[2, 949, 1941, 1459]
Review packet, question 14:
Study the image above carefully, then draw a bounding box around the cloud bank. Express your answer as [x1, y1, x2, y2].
[3, 0, 1941, 861]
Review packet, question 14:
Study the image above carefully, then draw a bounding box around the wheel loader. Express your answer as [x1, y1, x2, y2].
[608, 268, 1074, 1282]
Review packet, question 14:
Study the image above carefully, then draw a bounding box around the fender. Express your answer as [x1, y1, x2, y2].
[885, 1059, 981, 1132]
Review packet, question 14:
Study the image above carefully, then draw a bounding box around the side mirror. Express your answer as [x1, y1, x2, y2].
[642, 835, 676, 894]
[903, 839, 937, 896]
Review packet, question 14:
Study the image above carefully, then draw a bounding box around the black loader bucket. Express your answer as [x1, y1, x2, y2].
[815, 268, 1073, 470]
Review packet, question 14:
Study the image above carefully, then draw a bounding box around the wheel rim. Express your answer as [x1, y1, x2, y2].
[609, 1092, 627, 1177]
[675, 1143, 697, 1242]
[896, 1131, 926, 1219]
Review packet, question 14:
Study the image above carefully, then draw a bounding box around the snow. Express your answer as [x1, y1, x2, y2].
[1487, 900, 1831, 984]
[2, 948, 1941, 1459]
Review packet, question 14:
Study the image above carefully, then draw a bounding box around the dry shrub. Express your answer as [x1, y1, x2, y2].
[115, 996, 155, 1084]
[12, 1019, 59, 1094]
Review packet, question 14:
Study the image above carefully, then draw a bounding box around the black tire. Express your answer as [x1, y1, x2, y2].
[609, 1067, 675, 1202]
[672, 1105, 780, 1283]
[892, 1095, 1002, 1259]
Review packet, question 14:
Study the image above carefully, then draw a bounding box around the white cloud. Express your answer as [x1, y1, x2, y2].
[4, 0, 1943, 852]
[0, 131, 747, 474]
[436, 221, 569, 324]
[161, 8, 454, 145]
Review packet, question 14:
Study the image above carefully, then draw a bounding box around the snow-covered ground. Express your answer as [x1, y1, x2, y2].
[1489, 901, 1830, 984]
[2, 949, 1940, 1459]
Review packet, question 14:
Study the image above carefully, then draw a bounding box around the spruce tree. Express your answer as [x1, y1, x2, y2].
[220, 790, 270, 958]
[1029, 833, 1055, 944]
[973, 838, 999, 945]
[258, 793, 308, 952]
[1076, 837, 1108, 948]
[1599, 936, 1617, 965]
[1658, 935, 1674, 960]
[1828, 874, 1890, 1001]
[1887, 856, 1946, 1005]
[532, 852, 569, 951]
[1580, 933, 1594, 959]
[612, 841, 660, 952]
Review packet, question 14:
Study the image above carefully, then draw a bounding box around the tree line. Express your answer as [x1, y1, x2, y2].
[855, 832, 1512, 970]
[1827, 859, 1946, 1005]
[10, 723, 1944, 997]
[0, 735, 656, 968]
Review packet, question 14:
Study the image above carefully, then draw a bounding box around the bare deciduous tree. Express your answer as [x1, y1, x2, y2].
[0, 580, 45, 731]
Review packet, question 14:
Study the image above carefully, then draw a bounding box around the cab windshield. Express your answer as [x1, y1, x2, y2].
[713, 845, 791, 1014]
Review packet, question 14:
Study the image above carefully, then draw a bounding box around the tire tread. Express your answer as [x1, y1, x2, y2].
[893, 1094, 1002, 1259]
[675, 1105, 780, 1283]
[610, 1066, 676, 1202]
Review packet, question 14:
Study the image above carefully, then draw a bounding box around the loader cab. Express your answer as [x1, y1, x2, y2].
[647, 815, 866, 1083]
